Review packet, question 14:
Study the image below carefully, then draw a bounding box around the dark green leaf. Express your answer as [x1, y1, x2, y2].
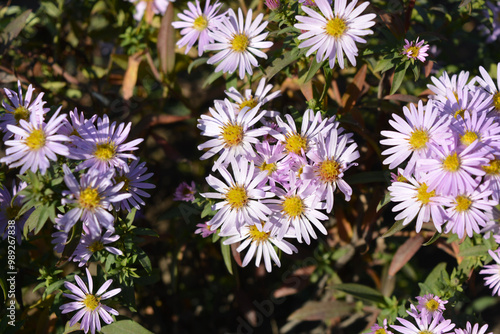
[331, 283, 386, 305]
[287, 301, 355, 321]
[264, 48, 302, 80]
[220, 237, 233, 275]
[390, 62, 410, 95]
[101, 320, 153, 334]
[382, 219, 406, 238]
[423, 232, 442, 246]
[188, 57, 208, 74]
[0, 10, 32, 54]
[376, 192, 392, 212]
[458, 245, 489, 258]
[300, 58, 324, 84]
[136, 247, 152, 274]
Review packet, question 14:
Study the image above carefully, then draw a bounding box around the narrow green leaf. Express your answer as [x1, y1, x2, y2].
[423, 232, 442, 246]
[188, 57, 208, 74]
[203, 70, 224, 88]
[0, 10, 32, 54]
[411, 63, 420, 81]
[390, 62, 409, 95]
[264, 48, 302, 80]
[331, 283, 386, 305]
[299, 58, 324, 84]
[458, 245, 489, 258]
[288, 301, 355, 321]
[382, 219, 406, 238]
[136, 247, 152, 274]
[23, 206, 43, 237]
[101, 320, 153, 334]
[220, 237, 233, 275]
[420, 262, 448, 295]
[376, 192, 392, 212]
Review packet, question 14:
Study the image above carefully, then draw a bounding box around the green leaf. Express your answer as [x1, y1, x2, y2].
[423, 232, 442, 246]
[212, 231, 220, 243]
[220, 237, 233, 275]
[419, 262, 448, 295]
[203, 70, 224, 88]
[23, 206, 48, 237]
[382, 219, 406, 238]
[299, 58, 324, 84]
[201, 203, 215, 218]
[188, 57, 208, 74]
[411, 63, 420, 81]
[287, 301, 355, 321]
[264, 47, 302, 80]
[133, 228, 159, 238]
[101, 320, 153, 334]
[331, 283, 387, 305]
[390, 62, 409, 95]
[376, 192, 392, 212]
[0, 9, 32, 54]
[136, 247, 152, 274]
[458, 245, 489, 258]
[374, 57, 395, 73]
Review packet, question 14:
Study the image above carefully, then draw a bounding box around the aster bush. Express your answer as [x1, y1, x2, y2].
[1, 0, 500, 333]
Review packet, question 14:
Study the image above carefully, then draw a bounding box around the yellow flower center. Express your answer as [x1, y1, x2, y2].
[416, 183, 435, 205]
[425, 299, 440, 311]
[94, 142, 116, 161]
[325, 17, 347, 38]
[259, 161, 277, 175]
[285, 133, 307, 155]
[406, 45, 421, 58]
[238, 97, 258, 111]
[408, 129, 429, 150]
[231, 34, 250, 53]
[454, 195, 472, 212]
[494, 92, 500, 112]
[221, 123, 244, 147]
[83, 294, 101, 311]
[419, 331, 432, 334]
[11, 105, 30, 123]
[375, 329, 387, 334]
[282, 195, 304, 218]
[460, 130, 478, 146]
[115, 175, 130, 192]
[79, 187, 101, 211]
[442, 152, 460, 172]
[317, 159, 341, 183]
[25, 129, 46, 150]
[248, 224, 271, 243]
[88, 240, 105, 253]
[6, 205, 21, 220]
[483, 159, 500, 175]
[454, 108, 466, 119]
[397, 174, 408, 182]
[226, 185, 248, 209]
[193, 15, 208, 31]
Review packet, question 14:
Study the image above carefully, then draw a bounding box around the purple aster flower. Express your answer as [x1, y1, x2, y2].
[481, 1, 500, 43]
[402, 38, 430, 62]
[440, 86, 493, 122]
[59, 165, 131, 235]
[202, 158, 274, 234]
[72, 225, 123, 267]
[221, 222, 298, 272]
[1, 107, 69, 175]
[128, 0, 174, 21]
[0, 181, 31, 244]
[390, 168, 409, 183]
[197, 99, 269, 170]
[415, 294, 448, 317]
[479, 249, 500, 296]
[477, 62, 500, 115]
[205, 8, 273, 79]
[380, 100, 451, 176]
[0, 80, 48, 139]
[482, 155, 500, 201]
[370, 319, 394, 334]
[194, 222, 216, 238]
[114, 159, 155, 211]
[173, 181, 197, 202]
[454, 321, 493, 334]
[302, 128, 359, 213]
[265, 0, 281, 10]
[250, 141, 288, 186]
[60, 268, 121, 334]
[391, 307, 455, 334]
[224, 77, 281, 117]
[51, 221, 69, 254]
[71, 114, 143, 173]
[452, 110, 500, 152]
[294, 0, 376, 69]
[427, 70, 475, 107]
[171, 0, 224, 57]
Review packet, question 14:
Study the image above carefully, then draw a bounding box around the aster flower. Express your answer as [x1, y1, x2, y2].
[128, 0, 173, 21]
[299, 0, 333, 6]
[402, 38, 430, 62]
[380, 100, 451, 176]
[71, 114, 143, 173]
[388, 175, 448, 233]
[427, 70, 475, 106]
[481, 1, 500, 43]
[443, 184, 496, 239]
[477, 62, 500, 114]
[171, 0, 223, 56]
[302, 128, 359, 213]
[205, 8, 273, 79]
[197, 99, 269, 170]
[479, 249, 500, 296]
[251, 141, 288, 185]
[294, 0, 376, 69]
[114, 159, 155, 211]
[415, 294, 448, 317]
[59, 165, 131, 236]
[224, 77, 281, 117]
[0, 181, 31, 244]
[221, 222, 298, 272]
[60, 268, 121, 334]
[391, 308, 455, 334]
[454, 322, 493, 334]
[264, 176, 329, 244]
[265, 0, 281, 10]
[51, 222, 69, 254]
[452, 110, 500, 151]
[202, 158, 274, 234]
[0, 107, 69, 175]
[71, 226, 123, 267]
[440, 86, 493, 122]
[370, 319, 394, 334]
[482, 155, 500, 201]
[0, 80, 48, 139]
[195, 222, 216, 238]
[173, 181, 196, 202]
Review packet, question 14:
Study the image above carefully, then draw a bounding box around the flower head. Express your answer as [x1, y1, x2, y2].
[71, 225, 123, 267]
[195, 222, 216, 238]
[402, 38, 430, 62]
[60, 268, 121, 334]
[415, 294, 448, 317]
[454, 321, 493, 334]
[224, 77, 281, 117]
[114, 159, 155, 211]
[0, 182, 31, 244]
[128, 0, 173, 21]
[173, 181, 197, 202]
[480, 249, 500, 296]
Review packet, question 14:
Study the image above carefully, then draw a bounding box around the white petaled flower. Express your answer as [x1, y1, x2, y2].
[454, 321, 493, 334]
[427, 70, 475, 106]
[202, 158, 274, 234]
[0, 80, 48, 139]
[197, 99, 269, 170]
[302, 128, 359, 213]
[128, 0, 174, 21]
[479, 249, 500, 296]
[224, 77, 281, 117]
[391, 309, 455, 334]
[60, 268, 121, 334]
[205, 8, 273, 79]
[71, 225, 123, 267]
[1, 108, 69, 175]
[477, 62, 500, 115]
[415, 294, 448, 317]
[114, 159, 155, 211]
[71, 114, 143, 173]
[294, 0, 376, 69]
[172, 0, 224, 56]
[221, 222, 298, 272]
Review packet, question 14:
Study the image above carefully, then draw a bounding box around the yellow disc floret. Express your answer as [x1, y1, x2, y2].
[408, 129, 429, 150]
[285, 133, 307, 155]
[493, 92, 500, 112]
[454, 109, 466, 119]
[374, 329, 387, 334]
[238, 97, 258, 111]
[25, 129, 46, 151]
[454, 195, 472, 212]
[248, 224, 271, 243]
[325, 17, 347, 38]
[11, 106, 30, 123]
[231, 34, 250, 52]
[442, 152, 460, 172]
[193, 15, 208, 31]
[317, 159, 341, 183]
[83, 294, 101, 311]
[94, 142, 116, 161]
[460, 131, 479, 146]
[259, 161, 277, 175]
[88, 240, 105, 253]
[425, 299, 440, 311]
[221, 123, 244, 147]
[79, 187, 101, 211]
[416, 183, 435, 205]
[226, 185, 248, 209]
[483, 159, 500, 175]
[114, 175, 130, 192]
[282, 195, 304, 218]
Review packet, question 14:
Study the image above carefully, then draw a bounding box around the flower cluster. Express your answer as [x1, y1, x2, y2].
[195, 77, 359, 272]
[381, 62, 500, 240]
